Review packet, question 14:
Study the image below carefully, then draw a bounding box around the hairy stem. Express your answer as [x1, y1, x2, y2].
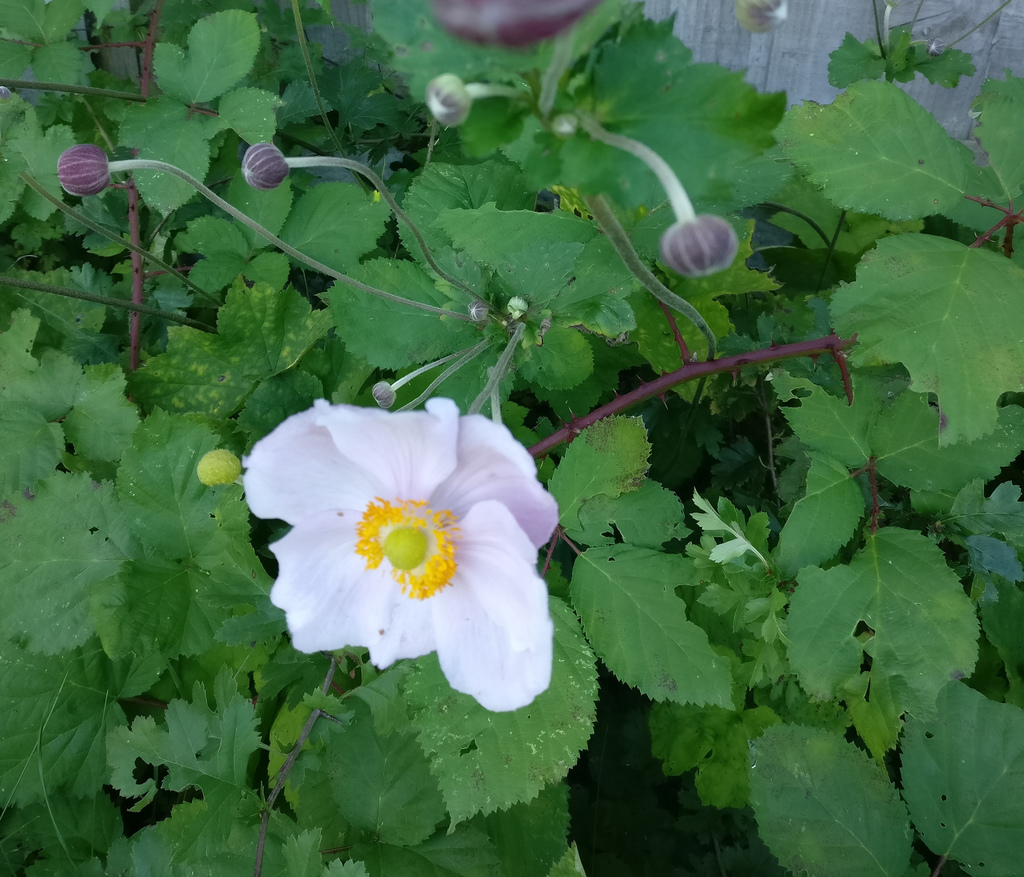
[468, 322, 525, 417]
[289, 0, 346, 158]
[127, 180, 145, 369]
[539, 28, 576, 117]
[397, 337, 497, 411]
[0, 77, 145, 101]
[948, 0, 1018, 48]
[587, 194, 716, 359]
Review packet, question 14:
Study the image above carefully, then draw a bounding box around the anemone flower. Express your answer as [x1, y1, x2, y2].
[243, 398, 558, 711]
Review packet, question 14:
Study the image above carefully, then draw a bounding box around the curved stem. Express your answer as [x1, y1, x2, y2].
[464, 83, 523, 100]
[539, 28, 576, 117]
[105, 159, 474, 321]
[872, 0, 888, 59]
[578, 115, 696, 223]
[948, 0, 1018, 48]
[883, 2, 894, 51]
[586, 195, 716, 359]
[0, 77, 145, 101]
[761, 201, 832, 247]
[289, 0, 346, 157]
[19, 172, 219, 305]
[282, 156, 478, 301]
[389, 347, 475, 392]
[468, 322, 525, 416]
[0, 275, 216, 331]
[397, 338, 496, 411]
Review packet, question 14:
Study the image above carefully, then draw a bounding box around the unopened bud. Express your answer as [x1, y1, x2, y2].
[468, 300, 489, 321]
[0, 86, 13, 102]
[57, 144, 111, 197]
[735, 0, 787, 33]
[426, 74, 473, 127]
[507, 296, 528, 319]
[551, 114, 578, 137]
[926, 38, 945, 56]
[197, 449, 242, 486]
[241, 142, 289, 190]
[372, 381, 397, 409]
[659, 216, 739, 278]
[431, 0, 603, 47]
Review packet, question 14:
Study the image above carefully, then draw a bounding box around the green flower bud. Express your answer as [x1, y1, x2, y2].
[507, 296, 528, 319]
[735, 0, 787, 33]
[426, 74, 473, 127]
[197, 449, 242, 486]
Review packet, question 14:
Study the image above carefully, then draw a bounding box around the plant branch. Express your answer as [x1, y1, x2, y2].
[0, 275, 215, 331]
[469, 322, 525, 417]
[140, 0, 166, 97]
[528, 334, 855, 458]
[586, 194, 716, 359]
[0, 78, 145, 101]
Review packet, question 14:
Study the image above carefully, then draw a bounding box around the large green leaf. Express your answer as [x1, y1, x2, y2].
[404, 598, 597, 825]
[787, 528, 978, 719]
[902, 682, 1024, 875]
[571, 546, 733, 707]
[353, 825, 500, 877]
[777, 80, 973, 220]
[749, 724, 912, 877]
[970, 73, 1024, 200]
[831, 235, 1024, 444]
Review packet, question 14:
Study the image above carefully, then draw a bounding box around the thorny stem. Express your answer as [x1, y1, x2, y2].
[948, 0, 1018, 48]
[254, 658, 338, 877]
[528, 334, 855, 458]
[282, 156, 479, 301]
[0, 275, 215, 331]
[658, 301, 692, 364]
[139, 0, 165, 98]
[0, 77, 145, 101]
[586, 194, 716, 359]
[289, 0, 347, 158]
[397, 338, 496, 411]
[539, 28, 576, 117]
[105, 159, 474, 320]
[469, 322, 525, 418]
[964, 195, 1021, 257]
[18, 173, 217, 304]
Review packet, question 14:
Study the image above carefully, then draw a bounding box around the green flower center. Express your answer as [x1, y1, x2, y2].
[383, 527, 428, 571]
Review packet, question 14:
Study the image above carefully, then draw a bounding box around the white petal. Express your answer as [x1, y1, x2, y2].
[316, 397, 460, 500]
[268, 510, 397, 653]
[366, 596, 437, 668]
[243, 400, 378, 525]
[431, 411, 558, 548]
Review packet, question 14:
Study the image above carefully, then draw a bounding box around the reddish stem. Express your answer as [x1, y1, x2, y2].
[529, 334, 855, 458]
[139, 0, 165, 98]
[658, 301, 691, 364]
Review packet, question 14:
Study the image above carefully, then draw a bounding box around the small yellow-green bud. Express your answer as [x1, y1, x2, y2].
[197, 449, 242, 486]
[507, 296, 528, 319]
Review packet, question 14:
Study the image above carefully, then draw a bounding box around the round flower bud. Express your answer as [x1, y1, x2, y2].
[57, 144, 111, 197]
[426, 74, 473, 127]
[197, 449, 242, 486]
[551, 113, 578, 137]
[735, 0, 788, 33]
[507, 296, 528, 319]
[430, 0, 603, 47]
[0, 86, 13, 102]
[468, 300, 489, 322]
[242, 142, 289, 190]
[659, 215, 739, 278]
[372, 381, 397, 409]
[926, 38, 945, 57]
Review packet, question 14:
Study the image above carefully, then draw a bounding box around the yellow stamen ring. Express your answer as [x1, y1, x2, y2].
[355, 498, 459, 600]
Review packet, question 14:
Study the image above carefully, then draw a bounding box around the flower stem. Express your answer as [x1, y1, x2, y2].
[0, 274, 215, 331]
[577, 115, 697, 223]
[464, 83, 523, 100]
[19, 172, 219, 306]
[0, 77, 145, 102]
[469, 322, 525, 417]
[105, 159, 474, 320]
[282, 156, 478, 300]
[586, 194, 716, 359]
[539, 28, 576, 117]
[948, 0, 1018, 48]
[289, 0, 346, 158]
[389, 347, 475, 393]
[398, 338, 496, 411]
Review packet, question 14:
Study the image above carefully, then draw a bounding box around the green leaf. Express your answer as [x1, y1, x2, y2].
[482, 782, 570, 877]
[571, 546, 733, 707]
[129, 281, 331, 417]
[327, 700, 446, 846]
[283, 829, 325, 877]
[153, 10, 260, 104]
[548, 416, 651, 529]
[31, 40, 87, 84]
[226, 172, 294, 247]
[749, 724, 912, 877]
[519, 327, 594, 391]
[0, 639, 127, 806]
[777, 80, 973, 220]
[787, 528, 979, 719]
[279, 182, 389, 275]
[217, 86, 281, 144]
[107, 668, 261, 860]
[0, 473, 127, 654]
[237, 370, 324, 443]
[947, 480, 1024, 543]
[971, 73, 1024, 201]
[404, 598, 597, 824]
[981, 580, 1024, 704]
[574, 478, 689, 549]
[831, 234, 1024, 444]
[777, 452, 864, 574]
[0, 404, 64, 495]
[902, 681, 1024, 875]
[828, 33, 887, 88]
[64, 363, 139, 461]
[353, 824, 500, 877]
[0, 0, 46, 40]
[176, 216, 250, 293]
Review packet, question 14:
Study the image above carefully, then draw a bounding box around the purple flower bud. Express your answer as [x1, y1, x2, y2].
[426, 74, 473, 127]
[468, 300, 489, 321]
[372, 381, 397, 409]
[926, 38, 945, 57]
[430, 0, 603, 47]
[735, 0, 788, 33]
[242, 142, 289, 190]
[0, 86, 13, 102]
[659, 216, 739, 278]
[57, 144, 111, 196]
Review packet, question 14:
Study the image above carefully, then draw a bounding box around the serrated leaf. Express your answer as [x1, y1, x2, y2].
[902, 681, 1024, 875]
[63, 363, 139, 461]
[0, 473, 128, 654]
[832, 235, 1024, 444]
[548, 416, 651, 529]
[749, 724, 912, 877]
[947, 480, 1024, 542]
[0, 0, 46, 40]
[217, 86, 281, 144]
[283, 829, 324, 877]
[353, 824, 500, 877]
[177, 216, 250, 293]
[31, 40, 88, 84]
[787, 528, 979, 719]
[237, 370, 324, 443]
[226, 172, 294, 247]
[778, 80, 972, 220]
[571, 546, 733, 707]
[828, 33, 887, 88]
[519, 326, 593, 391]
[573, 478, 689, 549]
[0, 405, 64, 495]
[777, 452, 863, 575]
[0, 639, 127, 806]
[981, 580, 1024, 703]
[153, 10, 259, 104]
[971, 72, 1024, 201]
[404, 598, 597, 824]
[482, 782, 570, 877]
[691, 491, 770, 568]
